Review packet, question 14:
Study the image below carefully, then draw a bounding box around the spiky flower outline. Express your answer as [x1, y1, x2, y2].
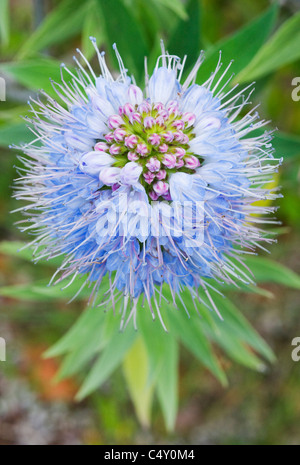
[14, 40, 282, 329]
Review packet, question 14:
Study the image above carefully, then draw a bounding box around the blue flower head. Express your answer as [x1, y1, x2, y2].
[15, 40, 282, 329]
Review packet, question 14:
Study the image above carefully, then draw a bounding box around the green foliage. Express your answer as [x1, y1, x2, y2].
[95, 0, 149, 79]
[1, 1, 300, 433]
[0, 58, 67, 95]
[0, 0, 10, 46]
[237, 11, 300, 82]
[167, 0, 202, 69]
[16, 0, 91, 59]
[197, 4, 278, 83]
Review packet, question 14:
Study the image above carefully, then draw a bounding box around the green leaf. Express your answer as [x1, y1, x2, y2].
[167, 0, 202, 69]
[156, 335, 178, 432]
[55, 313, 110, 380]
[123, 337, 154, 428]
[243, 256, 300, 290]
[17, 0, 90, 59]
[0, 275, 108, 303]
[95, 0, 149, 79]
[198, 4, 278, 83]
[237, 11, 300, 82]
[45, 306, 108, 358]
[138, 308, 172, 383]
[272, 131, 300, 159]
[0, 0, 9, 46]
[0, 58, 66, 95]
[81, 0, 104, 62]
[76, 325, 137, 400]
[153, 0, 188, 20]
[207, 292, 275, 363]
[0, 122, 31, 147]
[0, 241, 61, 266]
[165, 301, 227, 386]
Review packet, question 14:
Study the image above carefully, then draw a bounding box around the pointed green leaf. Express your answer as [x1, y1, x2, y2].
[237, 11, 300, 82]
[95, 0, 149, 79]
[206, 292, 275, 363]
[138, 308, 172, 383]
[166, 303, 227, 386]
[167, 0, 201, 69]
[0, 275, 109, 303]
[243, 256, 300, 289]
[0, 58, 66, 95]
[0, 241, 61, 266]
[45, 306, 107, 359]
[198, 4, 278, 83]
[123, 337, 154, 428]
[153, 0, 187, 20]
[156, 335, 178, 432]
[76, 325, 137, 400]
[17, 0, 90, 59]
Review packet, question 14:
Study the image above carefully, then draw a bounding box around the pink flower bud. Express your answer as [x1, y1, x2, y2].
[108, 114, 123, 129]
[162, 154, 177, 169]
[149, 190, 159, 201]
[173, 130, 184, 143]
[156, 169, 167, 180]
[146, 157, 161, 173]
[172, 120, 185, 130]
[123, 103, 134, 117]
[95, 141, 109, 152]
[124, 134, 138, 149]
[148, 133, 161, 146]
[130, 113, 142, 125]
[127, 151, 139, 161]
[113, 128, 127, 142]
[104, 132, 114, 143]
[136, 143, 149, 157]
[182, 112, 196, 128]
[155, 116, 165, 127]
[175, 159, 184, 169]
[184, 155, 201, 169]
[99, 167, 121, 185]
[181, 134, 190, 144]
[167, 100, 179, 116]
[143, 171, 155, 185]
[138, 102, 151, 114]
[143, 116, 155, 129]
[158, 143, 169, 153]
[153, 181, 169, 196]
[109, 144, 122, 155]
[158, 109, 169, 120]
[153, 102, 164, 112]
[174, 147, 186, 158]
[163, 131, 174, 143]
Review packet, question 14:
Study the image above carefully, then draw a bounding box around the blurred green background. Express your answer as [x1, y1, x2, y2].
[0, 0, 300, 445]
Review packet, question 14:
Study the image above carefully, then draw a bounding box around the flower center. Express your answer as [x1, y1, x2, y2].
[95, 100, 201, 201]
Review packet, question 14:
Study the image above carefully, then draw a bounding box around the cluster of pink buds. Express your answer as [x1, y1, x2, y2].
[94, 98, 201, 200]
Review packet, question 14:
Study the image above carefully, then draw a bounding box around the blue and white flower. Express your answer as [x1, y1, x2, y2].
[14, 40, 282, 329]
